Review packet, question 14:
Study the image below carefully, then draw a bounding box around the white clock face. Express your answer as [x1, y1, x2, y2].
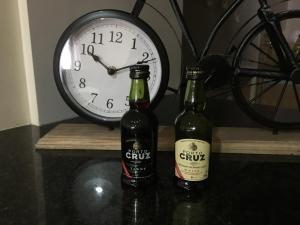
[58, 16, 163, 120]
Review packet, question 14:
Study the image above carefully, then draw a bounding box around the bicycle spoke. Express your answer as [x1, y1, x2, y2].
[210, 79, 279, 99]
[236, 68, 286, 79]
[244, 78, 279, 88]
[293, 83, 300, 112]
[210, 81, 274, 98]
[209, 87, 233, 98]
[232, 11, 300, 127]
[273, 81, 288, 120]
[239, 57, 278, 68]
[248, 80, 281, 104]
[250, 43, 279, 65]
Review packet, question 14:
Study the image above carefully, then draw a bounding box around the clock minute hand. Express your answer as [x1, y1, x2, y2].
[115, 58, 157, 72]
[137, 58, 156, 64]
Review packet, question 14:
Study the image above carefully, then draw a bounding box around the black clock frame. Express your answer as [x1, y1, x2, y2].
[53, 10, 169, 125]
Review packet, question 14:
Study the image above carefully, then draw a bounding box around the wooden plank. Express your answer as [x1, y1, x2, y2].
[36, 123, 300, 155]
[212, 127, 300, 155]
[36, 124, 174, 151]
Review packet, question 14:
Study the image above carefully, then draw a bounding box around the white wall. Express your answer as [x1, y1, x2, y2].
[27, 0, 183, 125]
[0, 0, 33, 131]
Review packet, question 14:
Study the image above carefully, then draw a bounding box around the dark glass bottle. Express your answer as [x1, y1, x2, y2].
[121, 64, 158, 188]
[174, 66, 212, 191]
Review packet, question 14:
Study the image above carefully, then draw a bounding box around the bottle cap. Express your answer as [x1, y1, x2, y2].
[130, 64, 150, 79]
[186, 66, 205, 80]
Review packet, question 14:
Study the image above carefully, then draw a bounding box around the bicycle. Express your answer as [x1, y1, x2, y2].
[132, 0, 300, 130]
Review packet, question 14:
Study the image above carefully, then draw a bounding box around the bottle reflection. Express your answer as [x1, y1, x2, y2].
[122, 186, 158, 225]
[172, 190, 208, 225]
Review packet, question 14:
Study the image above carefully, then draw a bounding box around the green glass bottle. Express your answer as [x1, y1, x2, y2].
[120, 64, 158, 188]
[174, 66, 212, 191]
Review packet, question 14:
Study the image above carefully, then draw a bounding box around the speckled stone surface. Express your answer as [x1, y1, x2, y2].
[1, 125, 300, 225]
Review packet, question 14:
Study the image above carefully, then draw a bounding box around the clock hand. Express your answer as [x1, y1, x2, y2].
[137, 58, 157, 64]
[115, 58, 156, 72]
[89, 53, 118, 75]
[89, 52, 110, 70]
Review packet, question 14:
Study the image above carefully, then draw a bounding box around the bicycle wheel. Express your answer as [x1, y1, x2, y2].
[232, 10, 300, 129]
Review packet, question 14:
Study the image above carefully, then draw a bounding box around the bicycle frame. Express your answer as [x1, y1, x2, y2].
[257, 1, 298, 72]
[131, 0, 244, 62]
[131, 0, 300, 86]
[169, 0, 292, 63]
[170, 0, 244, 62]
[132, 0, 296, 70]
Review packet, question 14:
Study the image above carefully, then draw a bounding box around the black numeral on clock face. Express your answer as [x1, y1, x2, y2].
[74, 61, 81, 71]
[79, 78, 86, 88]
[106, 99, 114, 109]
[125, 96, 130, 106]
[91, 32, 103, 45]
[109, 31, 123, 43]
[81, 44, 94, 55]
[142, 52, 149, 61]
[132, 38, 137, 50]
[90, 93, 98, 103]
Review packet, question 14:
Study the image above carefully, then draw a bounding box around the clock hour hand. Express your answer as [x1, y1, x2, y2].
[115, 58, 156, 72]
[89, 52, 110, 70]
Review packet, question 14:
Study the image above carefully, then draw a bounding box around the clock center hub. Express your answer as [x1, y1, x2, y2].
[107, 66, 117, 75]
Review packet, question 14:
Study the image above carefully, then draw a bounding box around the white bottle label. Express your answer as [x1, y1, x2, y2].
[175, 139, 210, 182]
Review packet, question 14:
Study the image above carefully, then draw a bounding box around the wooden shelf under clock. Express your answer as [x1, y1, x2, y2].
[35, 123, 300, 155]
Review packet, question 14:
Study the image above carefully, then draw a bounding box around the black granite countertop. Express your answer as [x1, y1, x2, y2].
[1, 125, 300, 225]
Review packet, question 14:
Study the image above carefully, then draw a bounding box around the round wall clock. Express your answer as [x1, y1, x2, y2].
[53, 10, 169, 125]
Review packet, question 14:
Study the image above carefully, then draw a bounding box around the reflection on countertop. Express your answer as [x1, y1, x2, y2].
[1, 125, 300, 225]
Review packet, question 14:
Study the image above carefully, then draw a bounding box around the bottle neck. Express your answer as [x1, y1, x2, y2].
[129, 78, 150, 110]
[184, 79, 206, 113]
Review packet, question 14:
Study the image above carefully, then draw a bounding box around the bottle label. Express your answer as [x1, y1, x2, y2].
[175, 139, 210, 182]
[122, 138, 153, 179]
